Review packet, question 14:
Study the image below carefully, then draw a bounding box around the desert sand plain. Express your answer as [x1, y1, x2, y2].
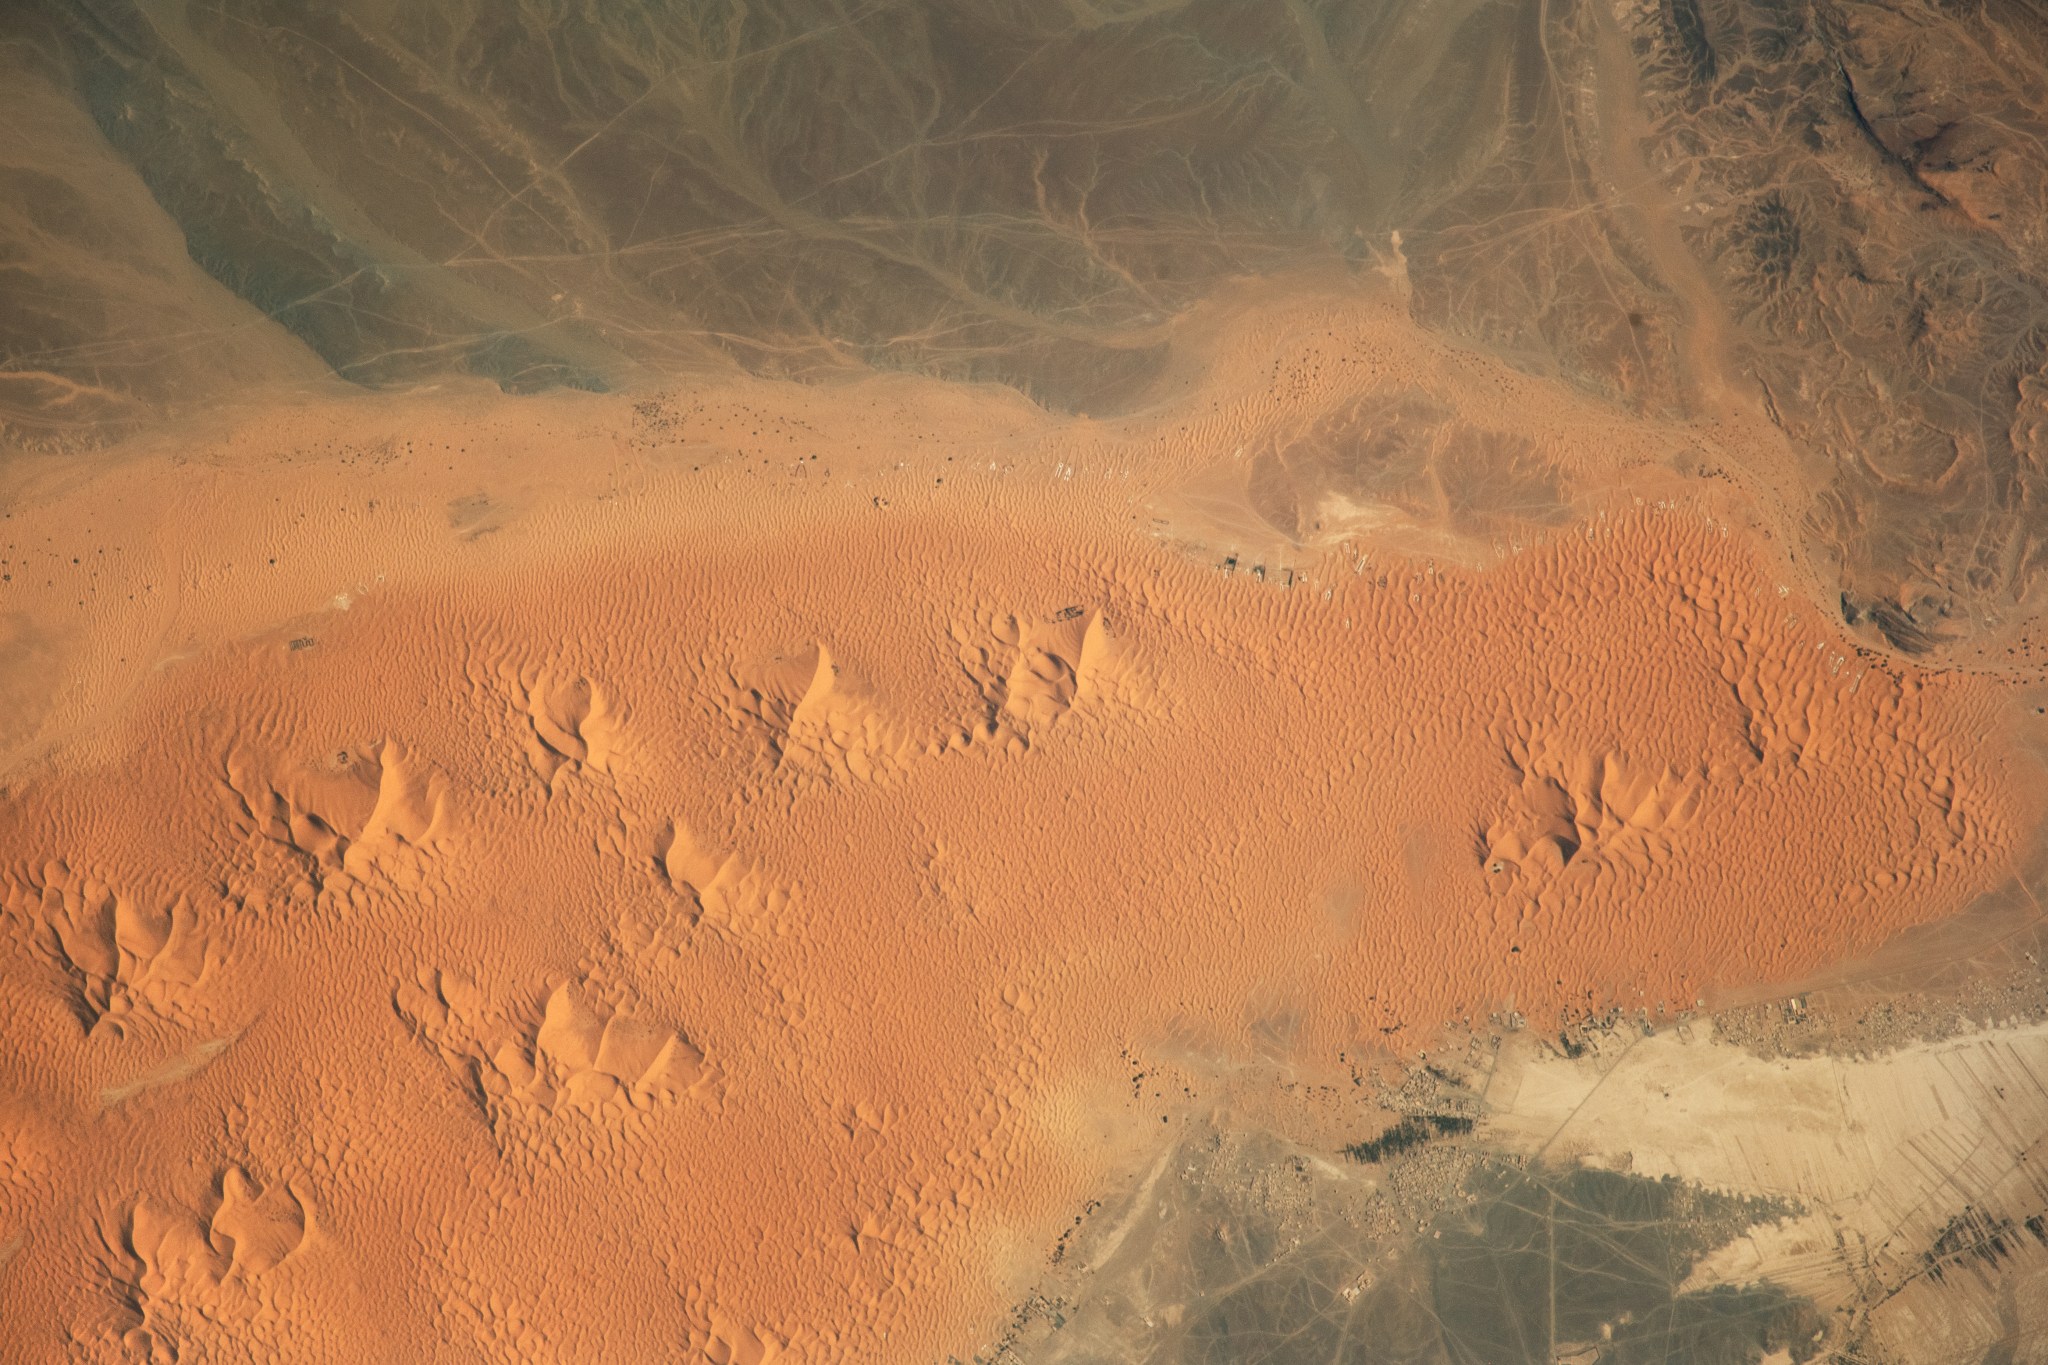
[3, 277, 2046, 1361]
[10, 0, 2048, 1360]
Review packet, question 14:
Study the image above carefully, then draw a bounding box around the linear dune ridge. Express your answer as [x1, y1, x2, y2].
[0, 306, 2040, 1360]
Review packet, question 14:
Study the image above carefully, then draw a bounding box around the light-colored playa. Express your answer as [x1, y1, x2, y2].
[0, 289, 2041, 1360]
[1477, 1016, 2048, 1360]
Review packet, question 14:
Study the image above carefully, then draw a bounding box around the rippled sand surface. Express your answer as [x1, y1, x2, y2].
[7, 3, 2048, 1361]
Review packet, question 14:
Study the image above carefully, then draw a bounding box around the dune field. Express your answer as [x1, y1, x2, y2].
[3, 283, 2043, 1360]
[8, 2, 2048, 1361]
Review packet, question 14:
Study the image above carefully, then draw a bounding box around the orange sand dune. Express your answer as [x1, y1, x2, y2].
[0, 309, 2040, 1359]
